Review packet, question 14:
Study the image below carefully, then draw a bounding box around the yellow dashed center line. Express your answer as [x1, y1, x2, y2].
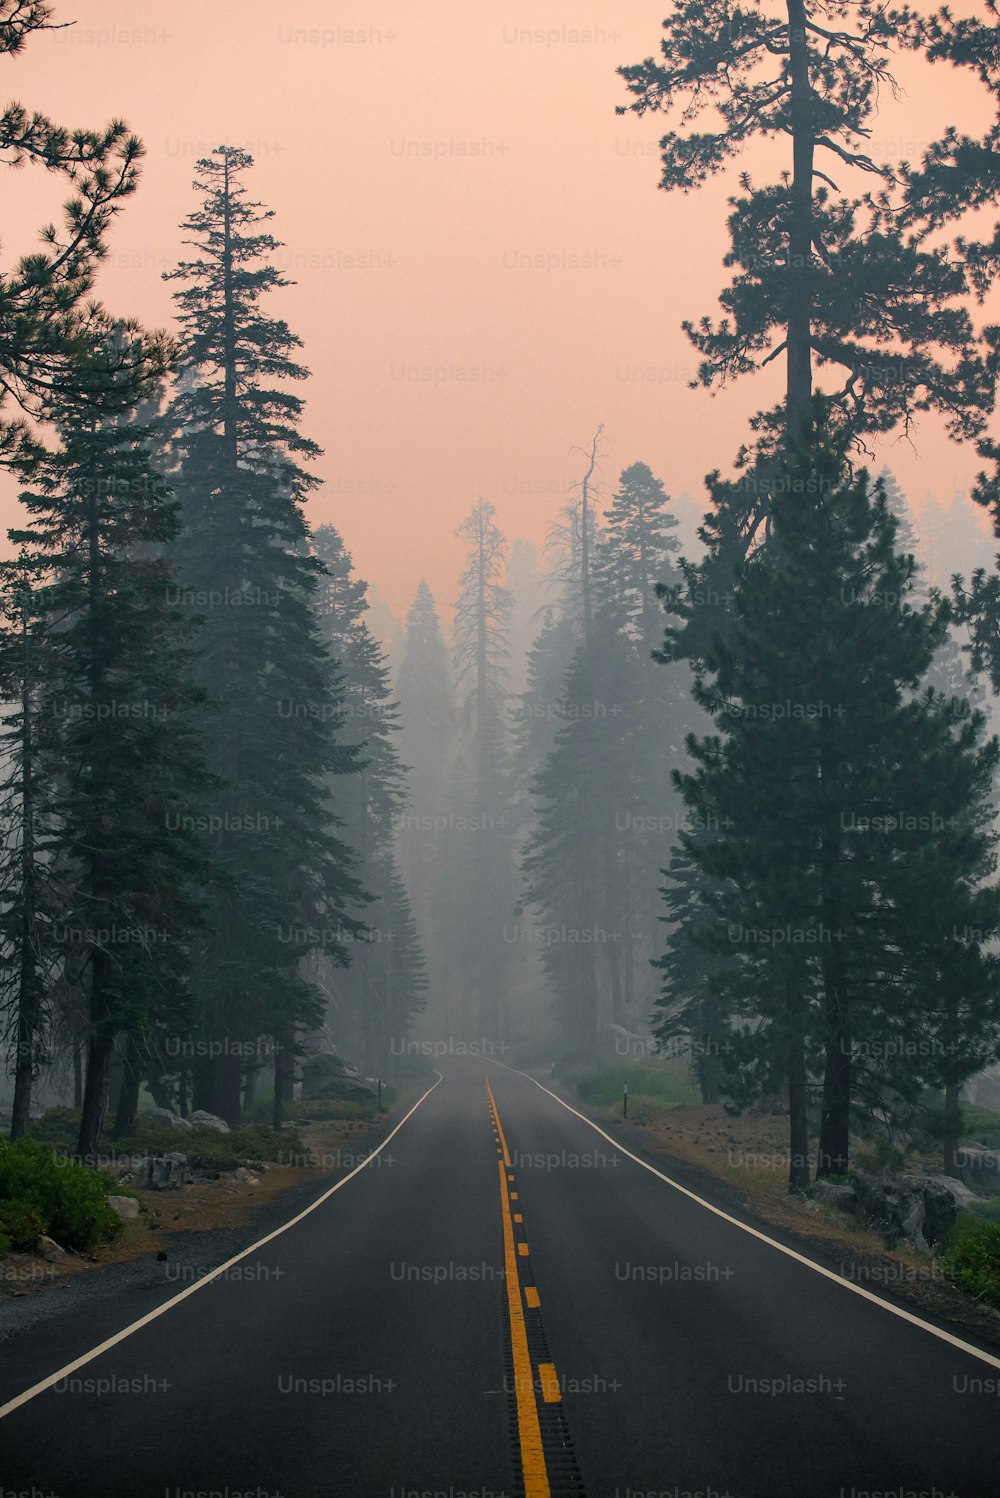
[487, 1077, 564, 1495]
[486, 1078, 512, 1167]
[497, 1159, 550, 1497]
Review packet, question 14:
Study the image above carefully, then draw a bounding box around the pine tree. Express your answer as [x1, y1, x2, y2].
[312, 525, 424, 1074]
[449, 500, 517, 1041]
[674, 419, 1000, 1188]
[164, 148, 363, 1123]
[0, 557, 63, 1137]
[395, 581, 453, 1019]
[7, 337, 213, 1157]
[597, 461, 680, 651]
[0, 2, 171, 471]
[618, 2, 989, 456]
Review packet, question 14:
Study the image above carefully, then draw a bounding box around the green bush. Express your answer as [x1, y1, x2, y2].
[941, 1217, 1000, 1309]
[287, 1098, 371, 1121]
[960, 1104, 1000, 1149]
[0, 1139, 122, 1253]
[0, 1230, 10, 1259]
[0, 1198, 46, 1250]
[117, 1121, 307, 1171]
[26, 1106, 81, 1151]
[856, 1139, 909, 1176]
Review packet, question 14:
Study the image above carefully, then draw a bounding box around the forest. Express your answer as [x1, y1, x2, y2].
[2, 0, 1000, 1204]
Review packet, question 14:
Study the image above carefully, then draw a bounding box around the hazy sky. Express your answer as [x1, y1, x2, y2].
[3, 1, 996, 628]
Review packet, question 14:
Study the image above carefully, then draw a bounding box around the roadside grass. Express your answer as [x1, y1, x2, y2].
[566, 1061, 700, 1117]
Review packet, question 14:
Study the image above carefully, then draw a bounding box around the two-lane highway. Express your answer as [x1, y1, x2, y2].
[2, 1060, 1000, 1496]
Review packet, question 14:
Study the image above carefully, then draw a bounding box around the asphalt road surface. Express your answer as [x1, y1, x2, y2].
[3, 1058, 1000, 1497]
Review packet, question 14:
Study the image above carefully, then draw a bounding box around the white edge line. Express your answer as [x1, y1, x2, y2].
[487, 1057, 1000, 1373]
[0, 1070, 444, 1420]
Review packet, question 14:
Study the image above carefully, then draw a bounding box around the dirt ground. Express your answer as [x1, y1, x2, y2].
[0, 1115, 382, 1305]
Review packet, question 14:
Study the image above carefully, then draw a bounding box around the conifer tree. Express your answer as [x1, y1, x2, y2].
[673, 420, 1000, 1187]
[164, 148, 362, 1122]
[8, 337, 212, 1157]
[312, 525, 424, 1074]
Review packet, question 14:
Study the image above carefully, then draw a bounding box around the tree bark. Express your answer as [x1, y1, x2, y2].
[786, 0, 814, 440]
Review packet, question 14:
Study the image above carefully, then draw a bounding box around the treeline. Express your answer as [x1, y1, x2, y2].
[0, 14, 425, 1153]
[394, 1, 1000, 1192]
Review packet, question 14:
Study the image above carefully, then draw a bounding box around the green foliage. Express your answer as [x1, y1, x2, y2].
[116, 1123, 306, 1171]
[855, 1140, 909, 1176]
[0, 1139, 122, 1253]
[568, 1062, 699, 1112]
[941, 1217, 1000, 1309]
[965, 1197, 1000, 1226]
[0, 1197, 45, 1249]
[961, 1104, 1000, 1149]
[26, 1106, 81, 1151]
[285, 1098, 372, 1121]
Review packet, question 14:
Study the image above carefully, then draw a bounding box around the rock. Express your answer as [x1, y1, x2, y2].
[188, 1110, 230, 1133]
[300, 1051, 377, 1104]
[142, 1107, 192, 1134]
[853, 1174, 957, 1252]
[810, 1179, 858, 1214]
[36, 1235, 66, 1262]
[953, 1146, 1000, 1195]
[124, 1153, 189, 1190]
[932, 1175, 983, 1210]
[107, 1195, 140, 1221]
[962, 1067, 1000, 1113]
[233, 1167, 260, 1186]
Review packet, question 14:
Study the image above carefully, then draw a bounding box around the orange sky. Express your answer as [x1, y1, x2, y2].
[2, 0, 997, 631]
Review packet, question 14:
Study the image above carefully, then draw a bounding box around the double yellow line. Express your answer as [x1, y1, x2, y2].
[486, 1078, 559, 1498]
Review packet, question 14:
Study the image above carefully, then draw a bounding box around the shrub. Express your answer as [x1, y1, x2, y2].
[0, 1139, 123, 1253]
[856, 1140, 909, 1176]
[940, 1217, 1000, 1309]
[0, 1199, 46, 1250]
[26, 1106, 81, 1151]
[115, 1122, 307, 1172]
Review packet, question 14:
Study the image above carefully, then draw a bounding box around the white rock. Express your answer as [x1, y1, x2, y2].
[106, 1195, 141, 1221]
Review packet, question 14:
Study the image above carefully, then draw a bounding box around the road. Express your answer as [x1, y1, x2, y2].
[2, 1058, 1000, 1497]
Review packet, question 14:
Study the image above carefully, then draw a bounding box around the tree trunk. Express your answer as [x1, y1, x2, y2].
[11, 599, 40, 1142]
[272, 1024, 295, 1132]
[76, 957, 114, 1161]
[816, 983, 851, 1178]
[113, 1033, 143, 1138]
[943, 1080, 962, 1178]
[785, 0, 814, 439]
[786, 987, 811, 1193]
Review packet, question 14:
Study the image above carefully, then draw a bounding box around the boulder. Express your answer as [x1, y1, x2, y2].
[233, 1167, 259, 1187]
[106, 1195, 140, 1221]
[853, 1174, 956, 1252]
[142, 1107, 192, 1134]
[121, 1153, 189, 1190]
[962, 1067, 1000, 1113]
[188, 1110, 230, 1133]
[36, 1234, 66, 1262]
[300, 1051, 377, 1104]
[810, 1179, 858, 1214]
[932, 1175, 984, 1211]
[952, 1146, 1000, 1195]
